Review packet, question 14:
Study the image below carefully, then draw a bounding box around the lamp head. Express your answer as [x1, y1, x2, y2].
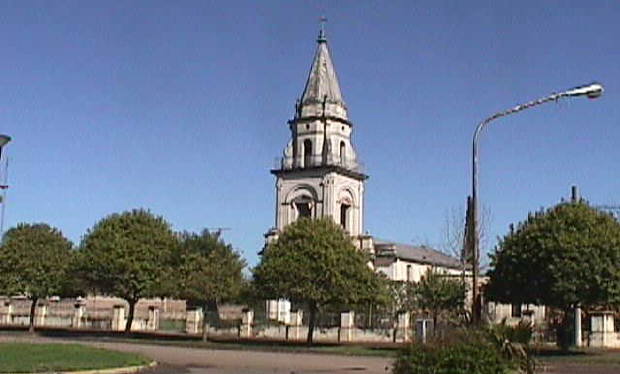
[0, 135, 11, 148]
[565, 82, 604, 99]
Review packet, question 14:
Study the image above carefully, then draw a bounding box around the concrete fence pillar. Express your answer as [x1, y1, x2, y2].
[397, 312, 411, 342]
[36, 303, 48, 327]
[575, 307, 582, 347]
[72, 303, 86, 328]
[287, 310, 303, 341]
[185, 308, 202, 334]
[240, 309, 254, 338]
[2, 301, 12, 325]
[339, 311, 355, 342]
[111, 305, 126, 331]
[147, 306, 160, 331]
[590, 311, 616, 348]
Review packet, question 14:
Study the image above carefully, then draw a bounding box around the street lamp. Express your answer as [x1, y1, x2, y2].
[470, 82, 604, 324]
[0, 134, 11, 236]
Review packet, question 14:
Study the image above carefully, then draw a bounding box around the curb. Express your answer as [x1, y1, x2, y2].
[47, 361, 158, 374]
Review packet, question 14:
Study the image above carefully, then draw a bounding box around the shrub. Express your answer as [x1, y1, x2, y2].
[393, 331, 510, 374]
[487, 320, 536, 374]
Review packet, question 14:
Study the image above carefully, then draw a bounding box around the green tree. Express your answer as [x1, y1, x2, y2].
[385, 280, 417, 342]
[174, 229, 246, 341]
[0, 223, 74, 332]
[77, 209, 178, 332]
[253, 218, 383, 343]
[487, 201, 620, 346]
[416, 268, 466, 328]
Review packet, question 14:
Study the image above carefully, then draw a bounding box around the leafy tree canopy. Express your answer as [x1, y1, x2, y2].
[0, 223, 74, 331]
[253, 218, 384, 342]
[487, 201, 620, 310]
[416, 268, 466, 326]
[175, 229, 246, 306]
[77, 209, 178, 331]
[0, 223, 74, 299]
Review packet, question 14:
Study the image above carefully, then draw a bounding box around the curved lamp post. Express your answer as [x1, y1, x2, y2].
[0, 134, 11, 236]
[470, 82, 604, 324]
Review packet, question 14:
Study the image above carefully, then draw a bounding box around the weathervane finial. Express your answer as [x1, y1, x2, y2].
[318, 16, 328, 42]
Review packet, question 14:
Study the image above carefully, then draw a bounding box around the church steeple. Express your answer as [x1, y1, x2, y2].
[298, 26, 348, 120]
[267, 27, 367, 241]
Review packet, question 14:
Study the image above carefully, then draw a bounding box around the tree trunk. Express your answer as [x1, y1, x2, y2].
[125, 299, 137, 334]
[392, 313, 399, 343]
[201, 300, 219, 342]
[432, 311, 438, 336]
[307, 302, 317, 344]
[28, 297, 38, 333]
[557, 307, 573, 351]
[201, 302, 209, 342]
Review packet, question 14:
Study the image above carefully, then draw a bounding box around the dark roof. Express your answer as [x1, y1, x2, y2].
[374, 239, 463, 269]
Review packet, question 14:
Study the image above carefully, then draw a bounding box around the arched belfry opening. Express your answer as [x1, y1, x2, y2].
[339, 141, 346, 165]
[293, 195, 314, 220]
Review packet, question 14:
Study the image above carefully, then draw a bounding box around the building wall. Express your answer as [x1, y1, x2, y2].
[375, 258, 462, 283]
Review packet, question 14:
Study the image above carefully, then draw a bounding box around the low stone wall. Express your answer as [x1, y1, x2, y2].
[0, 297, 427, 344]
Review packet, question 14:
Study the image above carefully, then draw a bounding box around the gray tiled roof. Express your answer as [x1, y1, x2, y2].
[374, 238, 463, 269]
[300, 35, 345, 107]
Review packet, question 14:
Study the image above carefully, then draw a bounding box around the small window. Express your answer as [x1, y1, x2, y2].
[303, 139, 312, 167]
[339, 141, 346, 164]
[340, 204, 350, 230]
[511, 304, 522, 318]
[406, 265, 413, 282]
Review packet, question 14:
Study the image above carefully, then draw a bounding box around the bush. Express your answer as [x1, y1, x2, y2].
[487, 320, 536, 374]
[393, 331, 510, 374]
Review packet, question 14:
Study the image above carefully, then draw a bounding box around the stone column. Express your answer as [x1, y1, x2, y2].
[111, 305, 126, 331]
[185, 308, 202, 334]
[590, 311, 616, 348]
[575, 307, 582, 347]
[339, 311, 355, 342]
[288, 310, 303, 341]
[72, 302, 86, 328]
[147, 306, 160, 331]
[240, 309, 254, 338]
[36, 303, 48, 327]
[3, 301, 12, 325]
[397, 312, 411, 342]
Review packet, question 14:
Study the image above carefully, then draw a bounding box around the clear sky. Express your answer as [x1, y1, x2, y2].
[1, 1, 618, 267]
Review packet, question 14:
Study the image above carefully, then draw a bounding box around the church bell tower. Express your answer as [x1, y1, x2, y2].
[267, 28, 368, 242]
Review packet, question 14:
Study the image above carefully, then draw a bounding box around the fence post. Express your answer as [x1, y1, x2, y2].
[111, 305, 126, 331]
[240, 309, 254, 338]
[185, 308, 202, 334]
[73, 302, 86, 328]
[289, 310, 303, 341]
[590, 311, 616, 348]
[147, 306, 160, 331]
[36, 302, 48, 327]
[3, 301, 12, 325]
[397, 312, 411, 342]
[339, 311, 355, 343]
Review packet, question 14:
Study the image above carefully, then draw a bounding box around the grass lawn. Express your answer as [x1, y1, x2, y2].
[0, 343, 150, 373]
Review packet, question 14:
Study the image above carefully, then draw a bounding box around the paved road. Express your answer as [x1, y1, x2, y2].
[3, 335, 620, 374]
[99, 342, 393, 374]
[0, 335, 392, 374]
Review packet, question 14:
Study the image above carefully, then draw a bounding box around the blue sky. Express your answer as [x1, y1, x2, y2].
[1, 1, 618, 266]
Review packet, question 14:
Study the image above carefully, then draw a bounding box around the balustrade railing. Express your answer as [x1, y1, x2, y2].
[273, 155, 364, 173]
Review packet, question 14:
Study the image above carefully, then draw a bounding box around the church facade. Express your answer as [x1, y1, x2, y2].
[264, 28, 463, 284]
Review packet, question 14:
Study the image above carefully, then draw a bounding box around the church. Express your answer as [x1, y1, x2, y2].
[263, 27, 463, 284]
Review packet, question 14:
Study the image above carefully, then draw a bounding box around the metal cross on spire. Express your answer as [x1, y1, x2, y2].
[318, 16, 328, 42]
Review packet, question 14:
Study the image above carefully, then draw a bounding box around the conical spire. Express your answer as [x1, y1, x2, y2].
[299, 28, 347, 118]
